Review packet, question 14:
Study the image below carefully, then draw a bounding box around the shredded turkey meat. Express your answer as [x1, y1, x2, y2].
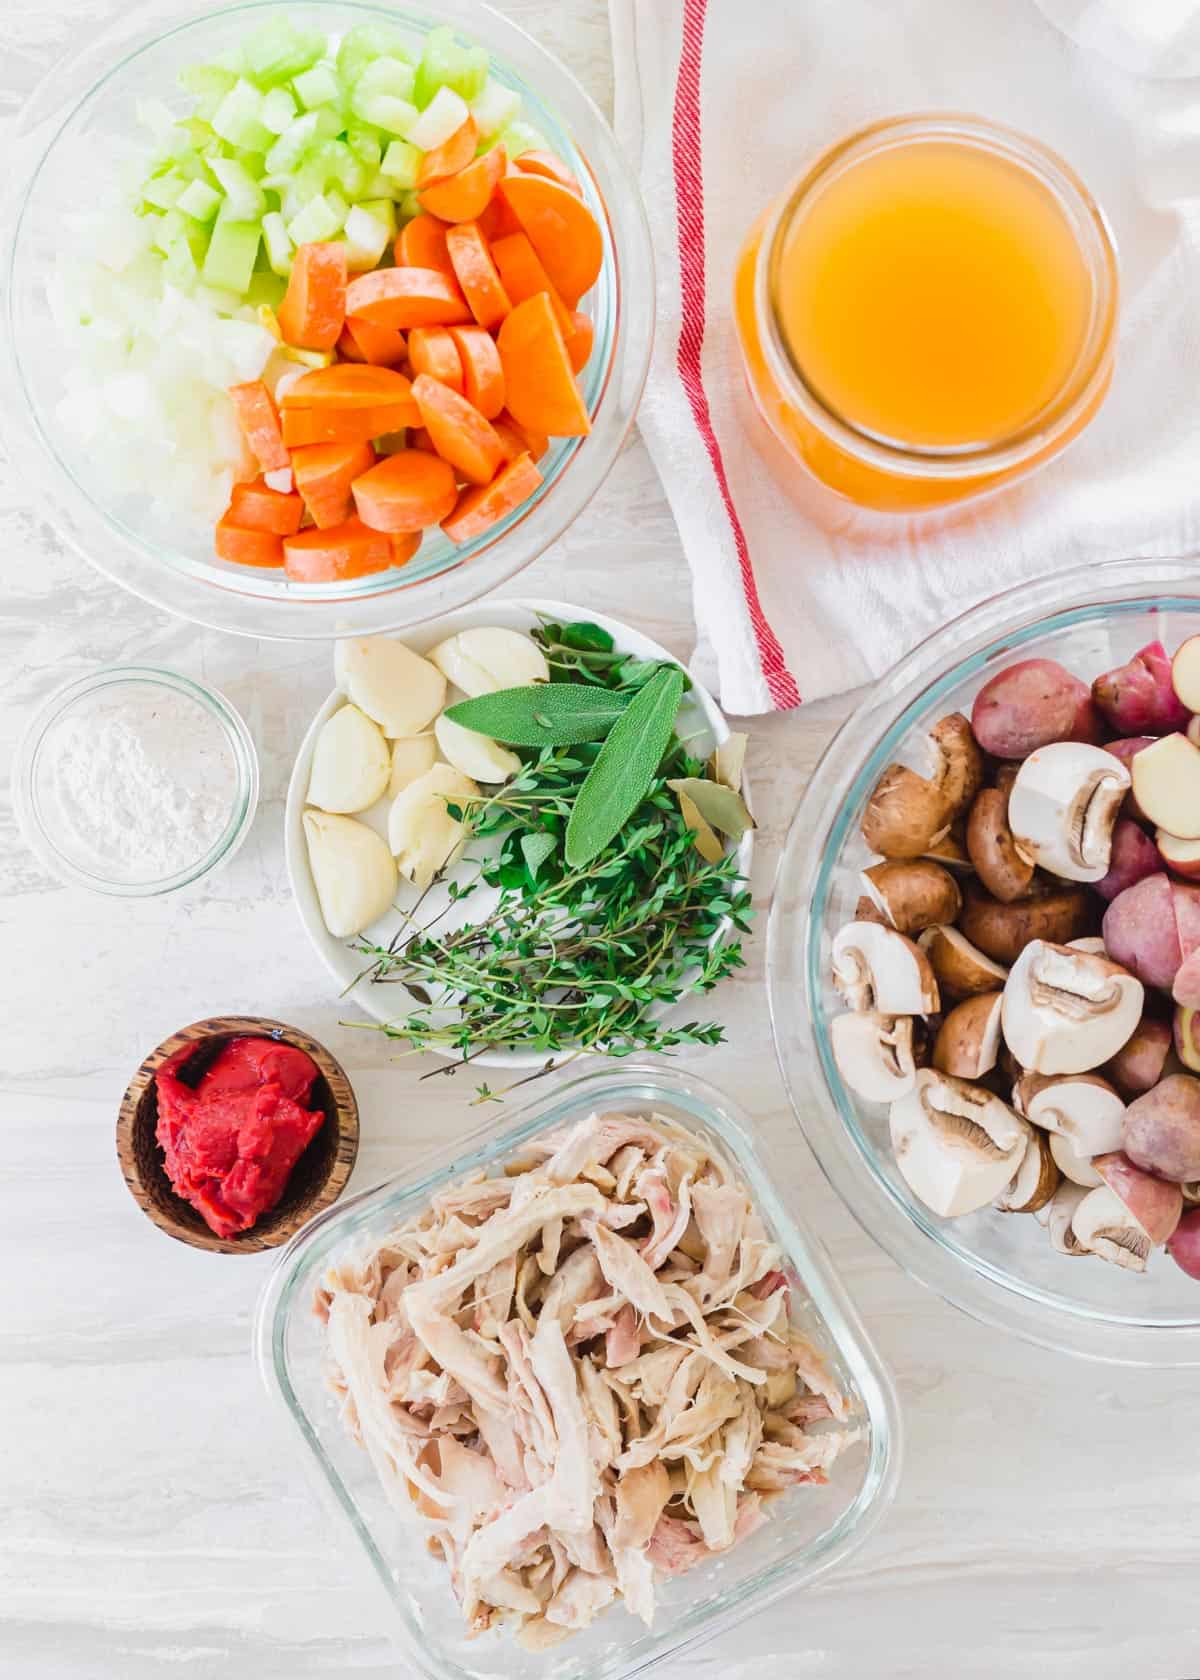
[320, 1110, 863, 1646]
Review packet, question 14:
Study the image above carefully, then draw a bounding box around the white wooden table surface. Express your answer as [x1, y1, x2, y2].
[3, 4, 1197, 1677]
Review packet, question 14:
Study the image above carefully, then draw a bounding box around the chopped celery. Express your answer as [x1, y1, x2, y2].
[470, 79, 521, 140]
[498, 119, 550, 159]
[413, 27, 488, 108]
[374, 429, 408, 455]
[208, 156, 266, 220]
[356, 55, 416, 101]
[379, 138, 420, 189]
[245, 269, 286, 311]
[201, 214, 260, 293]
[406, 85, 469, 150]
[240, 17, 327, 86]
[293, 62, 341, 110]
[346, 126, 382, 170]
[354, 92, 419, 136]
[307, 138, 366, 195]
[260, 85, 297, 134]
[325, 186, 350, 227]
[264, 112, 321, 175]
[141, 169, 187, 212]
[177, 178, 221, 221]
[171, 117, 220, 159]
[211, 79, 271, 151]
[312, 106, 344, 142]
[162, 234, 198, 289]
[336, 24, 413, 88]
[343, 203, 392, 270]
[178, 63, 237, 120]
[261, 210, 294, 276]
[287, 193, 343, 244]
[397, 189, 423, 222]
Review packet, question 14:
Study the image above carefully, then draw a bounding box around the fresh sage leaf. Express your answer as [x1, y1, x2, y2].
[566, 666, 685, 867]
[560, 621, 614, 654]
[446, 684, 631, 746]
[520, 831, 557, 880]
[667, 776, 756, 841]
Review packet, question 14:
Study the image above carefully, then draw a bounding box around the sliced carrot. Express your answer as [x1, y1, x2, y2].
[416, 115, 478, 186]
[495, 408, 549, 463]
[280, 364, 416, 410]
[344, 316, 408, 367]
[352, 449, 459, 533]
[496, 292, 590, 438]
[291, 440, 376, 529]
[488, 232, 574, 337]
[228, 381, 288, 473]
[565, 309, 595, 375]
[417, 145, 506, 225]
[391, 531, 422, 566]
[283, 516, 394, 582]
[410, 372, 505, 486]
[514, 149, 582, 196]
[277, 242, 347, 350]
[227, 478, 304, 535]
[448, 326, 505, 420]
[498, 175, 602, 305]
[409, 425, 437, 453]
[442, 451, 543, 543]
[445, 222, 512, 332]
[215, 516, 284, 568]
[407, 327, 464, 393]
[476, 192, 522, 242]
[336, 324, 366, 362]
[281, 401, 417, 447]
[345, 266, 472, 330]
[395, 214, 455, 276]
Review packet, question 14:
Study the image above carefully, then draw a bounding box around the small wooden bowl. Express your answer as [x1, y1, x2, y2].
[117, 1016, 359, 1255]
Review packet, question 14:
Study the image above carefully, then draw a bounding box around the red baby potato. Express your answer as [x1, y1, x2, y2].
[1095, 818, 1161, 902]
[1158, 830, 1200, 880]
[1093, 641, 1191, 737]
[1106, 1014, 1173, 1097]
[1102, 736, 1156, 822]
[1122, 1074, 1200, 1183]
[1167, 1207, 1200, 1279]
[970, 658, 1095, 759]
[1101, 873, 1179, 990]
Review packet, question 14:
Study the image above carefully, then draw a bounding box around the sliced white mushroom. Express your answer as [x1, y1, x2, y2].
[1038, 1180, 1089, 1255]
[830, 1012, 918, 1104]
[427, 627, 549, 697]
[1025, 1075, 1125, 1157]
[1068, 936, 1108, 955]
[306, 703, 391, 814]
[1006, 742, 1129, 882]
[434, 712, 522, 784]
[389, 735, 439, 798]
[831, 922, 939, 1016]
[335, 637, 447, 737]
[889, 1070, 1030, 1217]
[388, 763, 478, 889]
[1049, 1132, 1105, 1188]
[995, 1129, 1059, 1213]
[303, 810, 397, 939]
[1001, 940, 1143, 1075]
[1071, 1179, 1170, 1272]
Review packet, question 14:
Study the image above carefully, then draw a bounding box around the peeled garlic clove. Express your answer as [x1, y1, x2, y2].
[334, 636, 446, 737]
[388, 763, 478, 889]
[389, 734, 438, 798]
[306, 703, 391, 814]
[434, 712, 520, 784]
[428, 627, 549, 696]
[303, 810, 397, 939]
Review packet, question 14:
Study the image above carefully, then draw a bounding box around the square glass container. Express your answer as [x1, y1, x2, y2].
[254, 1064, 901, 1680]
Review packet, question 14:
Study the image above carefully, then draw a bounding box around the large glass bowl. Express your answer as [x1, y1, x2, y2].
[254, 1064, 901, 1680]
[0, 0, 652, 639]
[769, 557, 1200, 1366]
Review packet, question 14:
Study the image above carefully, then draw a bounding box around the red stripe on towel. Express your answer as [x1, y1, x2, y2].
[671, 0, 801, 710]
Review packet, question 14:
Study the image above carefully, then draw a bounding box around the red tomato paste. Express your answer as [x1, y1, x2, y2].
[155, 1036, 325, 1238]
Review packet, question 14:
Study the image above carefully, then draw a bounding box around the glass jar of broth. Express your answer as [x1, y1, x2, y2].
[733, 114, 1119, 513]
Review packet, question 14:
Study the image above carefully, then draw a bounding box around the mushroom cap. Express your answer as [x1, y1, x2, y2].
[861, 764, 953, 860]
[932, 993, 1003, 1080]
[929, 713, 986, 816]
[966, 786, 1036, 903]
[995, 1129, 1060, 1213]
[1007, 742, 1130, 884]
[831, 922, 939, 1016]
[889, 1070, 1030, 1218]
[861, 859, 962, 936]
[919, 924, 1009, 1000]
[1001, 940, 1144, 1075]
[830, 1012, 918, 1105]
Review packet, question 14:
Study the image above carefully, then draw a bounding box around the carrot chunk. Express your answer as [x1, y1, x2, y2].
[411, 373, 505, 486]
[391, 531, 422, 566]
[291, 440, 376, 529]
[496, 409, 550, 463]
[496, 293, 591, 438]
[442, 451, 543, 543]
[352, 449, 459, 533]
[448, 325, 505, 419]
[336, 324, 366, 362]
[283, 516, 394, 582]
[409, 425, 437, 454]
[277, 242, 347, 350]
[345, 266, 472, 330]
[565, 309, 595, 375]
[417, 145, 506, 225]
[407, 327, 464, 394]
[227, 478, 304, 535]
[214, 516, 284, 568]
[514, 149, 583, 196]
[476, 193, 522, 242]
[498, 175, 602, 305]
[445, 221, 512, 332]
[281, 401, 417, 447]
[488, 232, 574, 337]
[344, 316, 408, 367]
[395, 214, 455, 276]
[417, 116, 478, 186]
[280, 364, 417, 410]
[228, 381, 288, 473]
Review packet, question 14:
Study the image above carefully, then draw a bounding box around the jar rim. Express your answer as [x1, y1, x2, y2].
[757, 112, 1120, 480]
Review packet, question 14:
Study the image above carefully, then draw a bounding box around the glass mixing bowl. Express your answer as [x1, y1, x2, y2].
[0, 0, 652, 639]
[769, 557, 1200, 1366]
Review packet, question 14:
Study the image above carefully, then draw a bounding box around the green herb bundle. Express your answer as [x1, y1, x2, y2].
[351, 620, 753, 1099]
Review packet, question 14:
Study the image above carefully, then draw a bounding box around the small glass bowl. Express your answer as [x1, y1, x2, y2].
[254, 1064, 901, 1680]
[0, 0, 653, 640]
[769, 557, 1200, 1366]
[14, 665, 259, 896]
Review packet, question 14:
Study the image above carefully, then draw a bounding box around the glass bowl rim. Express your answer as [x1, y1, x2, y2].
[13, 663, 260, 896]
[768, 554, 1200, 1366]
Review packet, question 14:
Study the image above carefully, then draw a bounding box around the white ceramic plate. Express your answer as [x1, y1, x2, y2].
[285, 598, 753, 1068]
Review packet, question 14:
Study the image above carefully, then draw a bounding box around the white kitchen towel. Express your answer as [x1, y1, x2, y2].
[608, 0, 1200, 714]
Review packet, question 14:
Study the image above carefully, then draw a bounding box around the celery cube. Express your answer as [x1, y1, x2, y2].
[261, 211, 294, 276]
[414, 26, 489, 108]
[324, 186, 350, 227]
[357, 56, 416, 101]
[470, 79, 521, 140]
[178, 64, 237, 120]
[260, 85, 297, 134]
[374, 429, 409, 455]
[212, 79, 271, 150]
[141, 168, 186, 212]
[287, 194, 342, 244]
[209, 157, 266, 220]
[343, 204, 392, 271]
[245, 269, 286, 311]
[346, 126, 382, 169]
[336, 25, 413, 88]
[499, 119, 549, 159]
[241, 18, 327, 86]
[264, 112, 321, 175]
[177, 178, 221, 222]
[380, 138, 420, 190]
[201, 214, 261, 293]
[354, 92, 419, 136]
[293, 63, 340, 110]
